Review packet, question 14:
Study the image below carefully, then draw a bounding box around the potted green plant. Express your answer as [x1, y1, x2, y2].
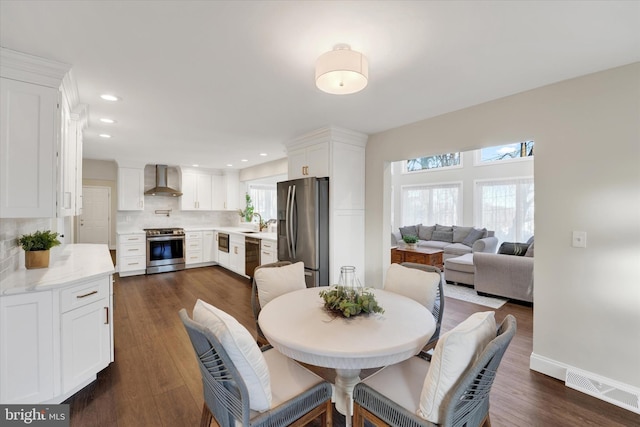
[402, 235, 419, 249]
[237, 193, 254, 222]
[18, 230, 61, 269]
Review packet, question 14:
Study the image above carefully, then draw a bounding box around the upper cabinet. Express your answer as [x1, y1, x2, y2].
[117, 167, 145, 211]
[287, 142, 329, 179]
[180, 169, 213, 211]
[0, 48, 86, 219]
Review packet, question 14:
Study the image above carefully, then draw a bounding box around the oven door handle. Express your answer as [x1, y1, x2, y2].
[147, 236, 185, 242]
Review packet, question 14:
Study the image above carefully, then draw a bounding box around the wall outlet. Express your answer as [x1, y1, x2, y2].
[572, 231, 587, 248]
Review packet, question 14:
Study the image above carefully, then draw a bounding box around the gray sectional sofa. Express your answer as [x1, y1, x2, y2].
[391, 224, 498, 261]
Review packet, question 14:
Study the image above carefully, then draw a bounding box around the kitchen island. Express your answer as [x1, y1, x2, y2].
[0, 244, 115, 404]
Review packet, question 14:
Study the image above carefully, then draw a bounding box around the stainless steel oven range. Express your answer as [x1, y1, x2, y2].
[144, 228, 185, 274]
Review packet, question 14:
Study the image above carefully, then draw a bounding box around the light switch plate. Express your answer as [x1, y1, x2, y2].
[572, 231, 587, 248]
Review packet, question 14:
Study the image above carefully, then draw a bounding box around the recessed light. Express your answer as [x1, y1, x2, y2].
[241, 159, 248, 162]
[99, 134, 112, 139]
[100, 94, 119, 102]
[100, 118, 116, 124]
[259, 153, 267, 157]
[226, 164, 233, 167]
[192, 164, 199, 167]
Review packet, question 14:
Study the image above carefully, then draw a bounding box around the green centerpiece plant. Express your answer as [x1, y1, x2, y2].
[319, 286, 385, 318]
[403, 234, 419, 248]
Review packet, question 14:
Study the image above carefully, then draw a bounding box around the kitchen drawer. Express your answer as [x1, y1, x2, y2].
[60, 277, 109, 313]
[261, 249, 276, 265]
[120, 234, 145, 243]
[261, 240, 276, 251]
[185, 231, 203, 240]
[120, 242, 145, 257]
[186, 239, 202, 250]
[119, 256, 146, 272]
[186, 250, 203, 264]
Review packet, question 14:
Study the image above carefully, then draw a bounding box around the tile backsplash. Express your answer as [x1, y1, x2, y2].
[116, 195, 242, 230]
[0, 218, 53, 280]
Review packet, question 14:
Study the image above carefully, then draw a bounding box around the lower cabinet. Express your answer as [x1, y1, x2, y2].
[185, 231, 203, 265]
[0, 291, 54, 404]
[260, 239, 277, 265]
[0, 275, 113, 404]
[117, 233, 146, 277]
[229, 234, 246, 276]
[60, 277, 111, 394]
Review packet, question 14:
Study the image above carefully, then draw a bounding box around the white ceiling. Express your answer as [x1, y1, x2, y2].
[1, 1, 638, 170]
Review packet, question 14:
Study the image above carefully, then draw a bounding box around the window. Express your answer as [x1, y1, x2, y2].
[248, 184, 277, 221]
[477, 141, 534, 164]
[475, 177, 534, 243]
[401, 183, 462, 226]
[405, 152, 461, 173]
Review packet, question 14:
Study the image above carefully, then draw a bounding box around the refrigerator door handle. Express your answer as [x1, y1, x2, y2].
[286, 185, 293, 259]
[290, 184, 297, 258]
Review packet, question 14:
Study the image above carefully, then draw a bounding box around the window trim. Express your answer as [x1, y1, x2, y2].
[402, 153, 463, 174]
[400, 181, 463, 226]
[473, 141, 534, 167]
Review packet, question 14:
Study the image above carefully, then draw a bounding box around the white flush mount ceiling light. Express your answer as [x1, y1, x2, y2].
[315, 44, 368, 95]
[100, 94, 119, 101]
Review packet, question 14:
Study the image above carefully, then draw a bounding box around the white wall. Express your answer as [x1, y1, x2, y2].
[365, 63, 640, 390]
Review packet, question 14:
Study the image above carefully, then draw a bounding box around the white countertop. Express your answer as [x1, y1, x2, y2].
[214, 227, 277, 241]
[0, 244, 115, 296]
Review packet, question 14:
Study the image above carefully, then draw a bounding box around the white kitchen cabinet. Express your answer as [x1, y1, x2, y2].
[285, 127, 367, 284]
[223, 170, 240, 210]
[287, 142, 329, 179]
[117, 233, 146, 277]
[60, 276, 111, 394]
[0, 245, 114, 404]
[117, 167, 145, 211]
[181, 171, 213, 211]
[260, 239, 277, 265]
[0, 48, 85, 219]
[0, 291, 54, 403]
[185, 231, 203, 265]
[211, 175, 225, 210]
[203, 230, 218, 263]
[217, 249, 230, 268]
[0, 77, 59, 218]
[229, 234, 246, 276]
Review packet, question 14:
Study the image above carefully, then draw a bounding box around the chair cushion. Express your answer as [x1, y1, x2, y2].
[452, 226, 474, 243]
[255, 348, 326, 416]
[384, 263, 439, 312]
[359, 356, 431, 413]
[417, 311, 496, 423]
[444, 253, 475, 274]
[193, 299, 272, 412]
[255, 262, 306, 308]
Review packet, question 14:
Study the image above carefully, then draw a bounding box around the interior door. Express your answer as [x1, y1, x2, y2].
[78, 186, 110, 245]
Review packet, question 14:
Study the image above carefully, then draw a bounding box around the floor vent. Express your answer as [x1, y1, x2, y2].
[566, 368, 640, 414]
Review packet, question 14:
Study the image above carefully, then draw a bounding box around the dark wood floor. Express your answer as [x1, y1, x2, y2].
[64, 266, 640, 426]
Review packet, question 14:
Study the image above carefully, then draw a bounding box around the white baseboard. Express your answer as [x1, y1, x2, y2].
[530, 352, 640, 414]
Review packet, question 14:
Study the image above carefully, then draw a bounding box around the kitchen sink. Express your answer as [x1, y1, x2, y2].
[242, 231, 259, 234]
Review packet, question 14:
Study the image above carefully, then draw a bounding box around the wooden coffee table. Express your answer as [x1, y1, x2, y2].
[391, 246, 444, 269]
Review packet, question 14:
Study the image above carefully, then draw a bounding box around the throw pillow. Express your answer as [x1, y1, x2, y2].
[435, 224, 453, 232]
[383, 263, 439, 312]
[498, 242, 530, 256]
[193, 299, 272, 412]
[417, 311, 496, 424]
[524, 242, 534, 257]
[255, 262, 306, 308]
[431, 230, 453, 243]
[462, 228, 487, 247]
[452, 226, 474, 243]
[418, 225, 435, 241]
[399, 224, 420, 239]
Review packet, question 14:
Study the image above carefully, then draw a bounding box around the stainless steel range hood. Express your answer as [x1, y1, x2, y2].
[144, 165, 183, 196]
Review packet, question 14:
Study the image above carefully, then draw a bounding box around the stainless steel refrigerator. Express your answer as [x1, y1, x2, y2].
[277, 177, 329, 287]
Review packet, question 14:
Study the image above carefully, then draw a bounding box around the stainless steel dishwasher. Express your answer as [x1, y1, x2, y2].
[245, 236, 261, 277]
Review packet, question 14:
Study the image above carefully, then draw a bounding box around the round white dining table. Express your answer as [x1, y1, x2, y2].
[258, 287, 435, 426]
